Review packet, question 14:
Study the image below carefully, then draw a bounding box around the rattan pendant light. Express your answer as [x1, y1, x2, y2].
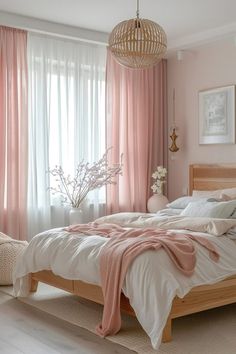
[108, 0, 167, 68]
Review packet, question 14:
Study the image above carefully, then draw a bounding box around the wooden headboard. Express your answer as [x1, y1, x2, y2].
[189, 164, 236, 195]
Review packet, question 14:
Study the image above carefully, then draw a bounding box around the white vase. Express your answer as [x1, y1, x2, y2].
[69, 207, 83, 225]
[147, 194, 169, 213]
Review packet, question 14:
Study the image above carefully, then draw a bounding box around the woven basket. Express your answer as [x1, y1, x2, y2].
[0, 232, 28, 285]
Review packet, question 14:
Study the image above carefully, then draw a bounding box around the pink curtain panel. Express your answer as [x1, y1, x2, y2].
[0, 26, 28, 240]
[106, 50, 168, 213]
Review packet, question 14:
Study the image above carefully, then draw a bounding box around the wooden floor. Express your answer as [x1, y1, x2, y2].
[0, 291, 134, 354]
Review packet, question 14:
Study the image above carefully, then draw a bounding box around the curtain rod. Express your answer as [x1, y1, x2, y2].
[0, 11, 108, 46]
[28, 28, 108, 46]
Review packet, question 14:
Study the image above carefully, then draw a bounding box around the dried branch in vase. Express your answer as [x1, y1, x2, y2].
[49, 149, 123, 208]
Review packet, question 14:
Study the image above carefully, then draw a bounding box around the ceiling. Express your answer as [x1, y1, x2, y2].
[1, 0, 236, 49]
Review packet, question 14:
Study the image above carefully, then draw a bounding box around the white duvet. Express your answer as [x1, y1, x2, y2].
[13, 212, 236, 350]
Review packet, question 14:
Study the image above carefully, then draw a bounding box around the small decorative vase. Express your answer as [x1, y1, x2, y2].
[147, 193, 169, 213]
[69, 207, 83, 225]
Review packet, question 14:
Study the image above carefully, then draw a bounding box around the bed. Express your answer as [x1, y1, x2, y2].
[13, 164, 236, 349]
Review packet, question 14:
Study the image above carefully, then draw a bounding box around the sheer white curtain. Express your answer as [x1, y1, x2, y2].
[27, 33, 106, 238]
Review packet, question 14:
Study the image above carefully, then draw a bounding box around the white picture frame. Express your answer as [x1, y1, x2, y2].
[199, 85, 236, 144]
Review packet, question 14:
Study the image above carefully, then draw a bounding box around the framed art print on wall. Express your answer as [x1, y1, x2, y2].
[199, 85, 236, 144]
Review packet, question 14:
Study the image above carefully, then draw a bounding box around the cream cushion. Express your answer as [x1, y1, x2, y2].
[0, 232, 28, 285]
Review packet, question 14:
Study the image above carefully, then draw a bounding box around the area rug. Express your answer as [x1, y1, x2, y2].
[1, 284, 236, 354]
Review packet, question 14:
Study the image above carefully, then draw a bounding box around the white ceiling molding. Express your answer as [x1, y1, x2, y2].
[1, 10, 236, 54]
[0, 11, 108, 45]
[168, 21, 236, 54]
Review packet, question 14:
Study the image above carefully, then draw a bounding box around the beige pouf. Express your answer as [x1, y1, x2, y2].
[0, 232, 28, 285]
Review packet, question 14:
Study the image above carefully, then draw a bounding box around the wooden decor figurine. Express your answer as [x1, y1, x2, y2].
[169, 128, 179, 152]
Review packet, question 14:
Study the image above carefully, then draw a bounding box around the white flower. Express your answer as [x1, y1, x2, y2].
[162, 167, 167, 174]
[155, 180, 162, 186]
[151, 185, 158, 193]
[151, 165, 167, 195]
[160, 170, 167, 178]
[152, 171, 158, 179]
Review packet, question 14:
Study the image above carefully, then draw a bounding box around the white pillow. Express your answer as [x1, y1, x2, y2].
[167, 196, 208, 209]
[221, 188, 236, 200]
[192, 187, 236, 199]
[192, 190, 222, 198]
[180, 200, 236, 218]
[167, 196, 223, 209]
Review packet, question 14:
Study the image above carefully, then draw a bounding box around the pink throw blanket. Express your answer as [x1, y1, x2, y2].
[66, 223, 219, 337]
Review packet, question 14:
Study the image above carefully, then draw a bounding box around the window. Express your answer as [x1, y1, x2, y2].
[27, 33, 106, 236]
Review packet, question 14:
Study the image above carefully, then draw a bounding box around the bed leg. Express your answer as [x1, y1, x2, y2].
[162, 317, 172, 343]
[30, 277, 38, 293]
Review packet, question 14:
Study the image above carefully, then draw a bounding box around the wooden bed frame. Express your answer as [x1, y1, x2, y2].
[30, 164, 236, 343]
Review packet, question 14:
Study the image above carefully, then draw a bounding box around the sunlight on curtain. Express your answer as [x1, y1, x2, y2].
[27, 34, 106, 238]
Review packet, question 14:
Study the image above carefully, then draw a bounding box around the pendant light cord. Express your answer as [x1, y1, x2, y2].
[136, 0, 140, 18]
[173, 89, 175, 126]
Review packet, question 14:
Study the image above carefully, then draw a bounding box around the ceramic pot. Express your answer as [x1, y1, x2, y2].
[147, 194, 169, 213]
[69, 207, 83, 225]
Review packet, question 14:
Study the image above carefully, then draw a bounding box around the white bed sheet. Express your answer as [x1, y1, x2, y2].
[13, 214, 236, 350]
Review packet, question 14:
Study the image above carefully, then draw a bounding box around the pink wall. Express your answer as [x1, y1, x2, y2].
[167, 39, 236, 201]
